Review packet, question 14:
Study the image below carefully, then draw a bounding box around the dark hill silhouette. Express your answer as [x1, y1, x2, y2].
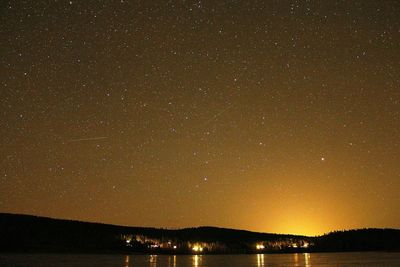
[314, 229, 400, 252]
[0, 213, 399, 254]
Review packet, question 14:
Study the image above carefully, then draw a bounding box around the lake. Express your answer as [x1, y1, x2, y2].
[1, 252, 400, 266]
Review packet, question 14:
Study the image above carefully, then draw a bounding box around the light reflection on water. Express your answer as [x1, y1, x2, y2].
[142, 253, 304, 267]
[293, 253, 299, 265]
[1, 252, 400, 267]
[192, 255, 201, 267]
[257, 254, 265, 267]
[167, 255, 177, 267]
[149, 255, 157, 266]
[304, 253, 311, 267]
[124, 255, 130, 267]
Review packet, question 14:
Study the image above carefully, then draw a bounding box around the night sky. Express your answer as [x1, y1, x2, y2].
[1, 1, 399, 236]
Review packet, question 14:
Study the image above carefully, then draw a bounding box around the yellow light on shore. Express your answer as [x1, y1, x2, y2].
[125, 237, 132, 244]
[256, 244, 265, 250]
[192, 245, 203, 252]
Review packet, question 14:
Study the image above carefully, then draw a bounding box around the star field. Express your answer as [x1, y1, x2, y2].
[1, 0, 400, 235]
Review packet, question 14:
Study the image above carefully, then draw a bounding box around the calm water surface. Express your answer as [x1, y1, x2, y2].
[1, 252, 399, 267]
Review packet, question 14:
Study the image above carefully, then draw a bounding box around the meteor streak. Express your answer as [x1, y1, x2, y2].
[68, 136, 108, 142]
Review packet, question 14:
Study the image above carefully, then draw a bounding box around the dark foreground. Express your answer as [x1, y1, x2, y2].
[1, 252, 400, 267]
[1, 213, 400, 254]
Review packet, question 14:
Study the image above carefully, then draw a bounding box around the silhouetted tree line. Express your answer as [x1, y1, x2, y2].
[0, 213, 399, 253]
[311, 229, 400, 252]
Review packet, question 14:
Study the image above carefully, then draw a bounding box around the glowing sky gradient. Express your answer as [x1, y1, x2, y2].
[1, 1, 399, 235]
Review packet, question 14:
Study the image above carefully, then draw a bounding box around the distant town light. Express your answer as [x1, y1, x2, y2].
[256, 244, 265, 250]
[173, 245, 177, 249]
[192, 245, 203, 252]
[292, 243, 298, 248]
[302, 242, 309, 248]
[125, 236, 132, 245]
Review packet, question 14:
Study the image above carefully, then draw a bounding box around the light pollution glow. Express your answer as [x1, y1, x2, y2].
[1, 1, 399, 236]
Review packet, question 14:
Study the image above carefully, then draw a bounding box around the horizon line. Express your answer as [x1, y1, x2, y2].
[1, 211, 398, 238]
